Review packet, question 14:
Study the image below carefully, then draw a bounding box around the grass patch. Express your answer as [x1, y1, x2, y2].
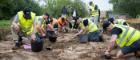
[0, 20, 11, 29]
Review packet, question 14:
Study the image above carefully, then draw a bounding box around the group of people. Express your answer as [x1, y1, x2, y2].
[11, 7, 101, 52]
[10, 1, 140, 59]
[102, 17, 140, 59]
[11, 8, 69, 52]
[88, 1, 140, 59]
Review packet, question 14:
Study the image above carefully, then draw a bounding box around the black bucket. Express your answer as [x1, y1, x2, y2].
[49, 36, 57, 43]
[79, 34, 88, 43]
[31, 33, 44, 52]
[47, 31, 57, 43]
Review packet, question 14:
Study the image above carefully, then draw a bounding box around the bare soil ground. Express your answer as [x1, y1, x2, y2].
[127, 19, 140, 23]
[0, 22, 140, 60]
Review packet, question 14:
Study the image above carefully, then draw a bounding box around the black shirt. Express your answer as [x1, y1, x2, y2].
[61, 7, 68, 14]
[111, 27, 122, 35]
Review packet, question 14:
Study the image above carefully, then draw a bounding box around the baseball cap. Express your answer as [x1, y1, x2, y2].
[83, 19, 88, 26]
[23, 8, 31, 19]
[102, 21, 111, 31]
[108, 18, 114, 24]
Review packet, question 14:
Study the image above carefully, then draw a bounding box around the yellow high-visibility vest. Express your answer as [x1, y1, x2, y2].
[79, 19, 98, 33]
[90, 4, 99, 17]
[18, 11, 36, 35]
[116, 19, 129, 26]
[115, 25, 140, 48]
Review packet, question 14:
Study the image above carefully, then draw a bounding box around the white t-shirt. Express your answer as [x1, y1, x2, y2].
[72, 10, 76, 17]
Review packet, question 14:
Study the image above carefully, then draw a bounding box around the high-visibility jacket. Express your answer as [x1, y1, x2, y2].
[35, 16, 46, 31]
[79, 19, 98, 33]
[18, 11, 36, 35]
[116, 19, 129, 26]
[89, 4, 99, 17]
[115, 25, 140, 48]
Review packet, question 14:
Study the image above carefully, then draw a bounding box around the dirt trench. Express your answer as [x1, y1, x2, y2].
[0, 23, 140, 60]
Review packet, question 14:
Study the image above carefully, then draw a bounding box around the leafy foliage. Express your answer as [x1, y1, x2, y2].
[0, 0, 44, 19]
[0, 0, 89, 19]
[45, 0, 89, 18]
[109, 0, 140, 18]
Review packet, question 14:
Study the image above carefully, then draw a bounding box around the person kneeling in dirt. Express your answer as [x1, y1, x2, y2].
[69, 16, 79, 32]
[35, 13, 51, 38]
[45, 18, 58, 50]
[11, 8, 43, 52]
[103, 21, 140, 59]
[74, 18, 103, 43]
[71, 9, 79, 30]
[35, 13, 57, 50]
[57, 16, 68, 32]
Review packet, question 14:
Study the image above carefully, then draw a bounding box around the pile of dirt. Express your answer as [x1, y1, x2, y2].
[127, 19, 140, 23]
[0, 33, 108, 60]
[0, 28, 11, 41]
[0, 32, 139, 60]
[130, 23, 140, 30]
[0, 23, 140, 60]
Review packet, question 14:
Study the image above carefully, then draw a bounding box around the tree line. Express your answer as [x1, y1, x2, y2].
[0, 0, 89, 20]
[109, 0, 140, 18]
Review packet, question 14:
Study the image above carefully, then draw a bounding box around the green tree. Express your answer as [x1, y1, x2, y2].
[109, 0, 140, 18]
[45, 0, 88, 18]
[0, 0, 44, 19]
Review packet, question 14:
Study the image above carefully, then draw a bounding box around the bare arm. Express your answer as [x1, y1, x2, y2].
[106, 34, 117, 52]
[82, 27, 88, 34]
[75, 29, 83, 36]
[47, 24, 55, 31]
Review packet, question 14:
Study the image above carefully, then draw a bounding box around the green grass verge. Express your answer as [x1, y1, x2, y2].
[0, 20, 11, 29]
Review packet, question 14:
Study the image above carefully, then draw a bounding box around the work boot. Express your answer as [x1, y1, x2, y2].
[13, 36, 23, 50]
[15, 41, 23, 47]
[12, 41, 23, 50]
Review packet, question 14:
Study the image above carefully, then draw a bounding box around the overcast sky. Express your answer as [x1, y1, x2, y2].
[82, 0, 113, 11]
